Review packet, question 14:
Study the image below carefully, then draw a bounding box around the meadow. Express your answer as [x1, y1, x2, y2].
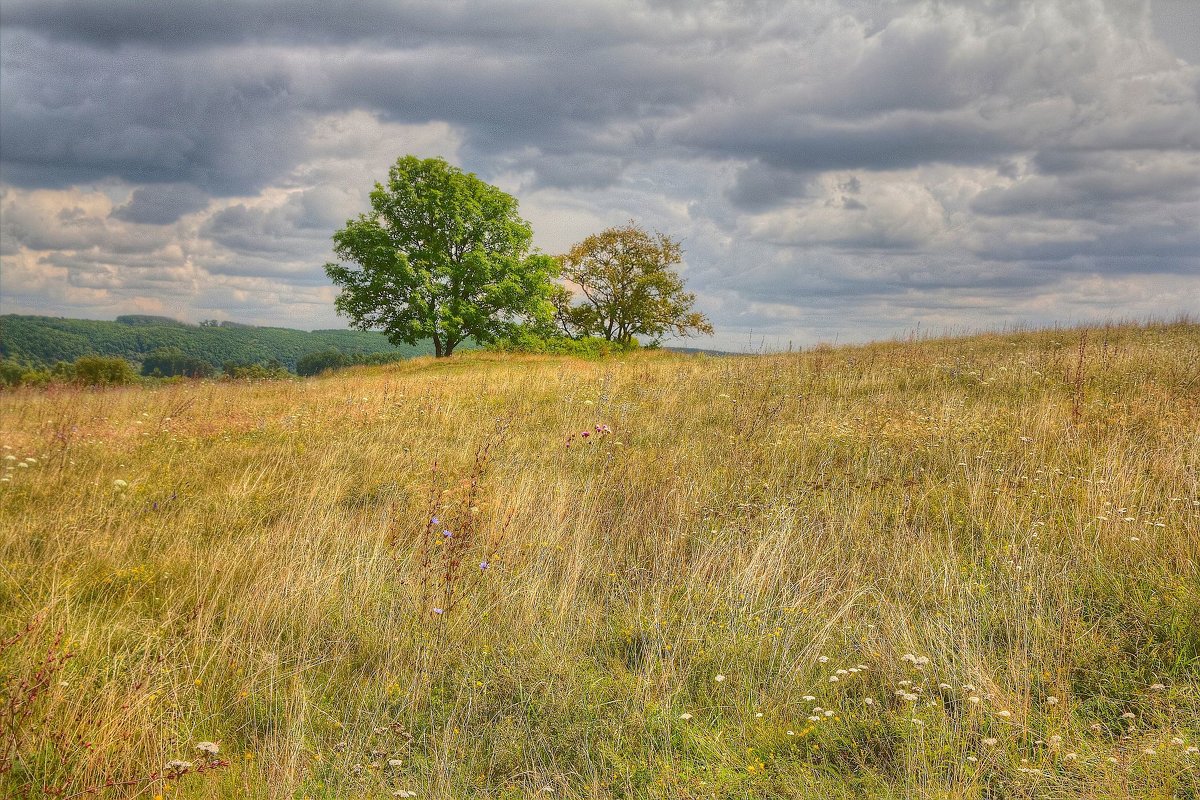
[1, 321, 1197, 799]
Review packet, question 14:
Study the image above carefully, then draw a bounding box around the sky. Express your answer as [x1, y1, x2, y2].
[1, 0, 1197, 351]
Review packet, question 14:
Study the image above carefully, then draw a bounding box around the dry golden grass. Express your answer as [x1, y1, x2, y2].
[1, 321, 1198, 799]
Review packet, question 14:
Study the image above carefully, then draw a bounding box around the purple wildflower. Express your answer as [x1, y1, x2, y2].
[480, 561, 489, 571]
[443, 529, 453, 538]
[433, 608, 444, 615]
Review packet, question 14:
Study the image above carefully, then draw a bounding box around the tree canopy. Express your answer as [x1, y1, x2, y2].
[554, 223, 713, 346]
[324, 156, 558, 357]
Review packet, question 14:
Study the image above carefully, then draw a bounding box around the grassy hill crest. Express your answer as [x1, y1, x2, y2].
[1, 321, 1197, 798]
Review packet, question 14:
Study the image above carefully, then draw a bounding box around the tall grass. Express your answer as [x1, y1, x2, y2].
[1, 321, 1197, 798]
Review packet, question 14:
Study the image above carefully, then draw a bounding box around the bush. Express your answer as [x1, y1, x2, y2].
[140, 347, 215, 378]
[222, 363, 292, 381]
[487, 330, 638, 357]
[1, 360, 30, 388]
[0, 360, 51, 388]
[72, 356, 138, 386]
[297, 350, 350, 377]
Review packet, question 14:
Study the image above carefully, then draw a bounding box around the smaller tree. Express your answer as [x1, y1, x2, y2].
[555, 222, 713, 346]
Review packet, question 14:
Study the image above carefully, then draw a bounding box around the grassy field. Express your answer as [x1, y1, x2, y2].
[1, 322, 1198, 799]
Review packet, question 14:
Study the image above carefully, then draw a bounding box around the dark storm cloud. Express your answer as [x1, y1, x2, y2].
[0, 32, 310, 194]
[725, 162, 814, 212]
[0, 0, 670, 51]
[111, 184, 211, 224]
[1, 0, 1198, 345]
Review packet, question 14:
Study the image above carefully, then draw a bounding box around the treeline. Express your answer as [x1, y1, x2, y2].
[0, 314, 433, 380]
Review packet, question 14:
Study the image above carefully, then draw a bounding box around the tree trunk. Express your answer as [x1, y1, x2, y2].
[432, 331, 443, 358]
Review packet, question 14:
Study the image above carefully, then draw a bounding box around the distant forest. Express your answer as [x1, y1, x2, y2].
[0, 314, 433, 373]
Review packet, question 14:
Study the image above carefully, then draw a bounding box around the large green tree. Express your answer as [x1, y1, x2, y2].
[554, 222, 713, 346]
[324, 156, 558, 357]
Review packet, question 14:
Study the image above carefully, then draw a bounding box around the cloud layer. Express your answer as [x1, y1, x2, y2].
[2, 0, 1197, 349]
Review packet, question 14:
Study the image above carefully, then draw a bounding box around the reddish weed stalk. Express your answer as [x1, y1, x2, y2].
[0, 616, 72, 778]
[396, 420, 516, 619]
